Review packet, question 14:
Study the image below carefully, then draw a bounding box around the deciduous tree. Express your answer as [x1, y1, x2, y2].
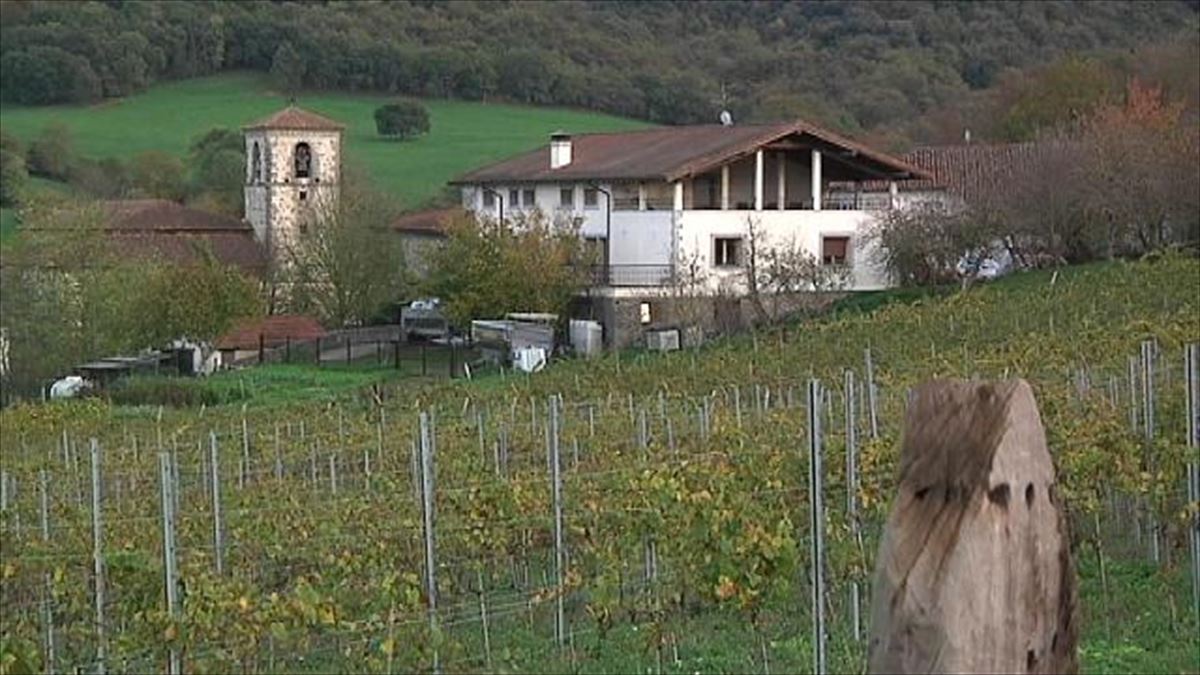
[282, 178, 408, 326]
[374, 101, 431, 140]
[425, 210, 591, 329]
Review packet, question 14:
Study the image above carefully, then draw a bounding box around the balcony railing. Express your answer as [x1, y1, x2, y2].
[823, 192, 892, 211]
[588, 264, 674, 287]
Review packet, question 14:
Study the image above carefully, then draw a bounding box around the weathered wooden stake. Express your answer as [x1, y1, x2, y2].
[868, 379, 1077, 674]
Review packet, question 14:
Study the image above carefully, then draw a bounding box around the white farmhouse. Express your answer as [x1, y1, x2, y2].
[451, 121, 930, 347]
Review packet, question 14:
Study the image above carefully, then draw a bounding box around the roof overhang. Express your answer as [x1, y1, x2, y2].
[668, 122, 932, 183]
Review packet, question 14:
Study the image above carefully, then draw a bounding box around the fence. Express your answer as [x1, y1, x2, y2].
[0, 342, 1197, 674]
[235, 327, 479, 379]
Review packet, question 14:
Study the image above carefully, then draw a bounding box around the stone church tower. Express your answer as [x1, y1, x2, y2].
[243, 105, 344, 262]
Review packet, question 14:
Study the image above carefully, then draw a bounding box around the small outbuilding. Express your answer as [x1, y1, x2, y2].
[216, 314, 327, 363]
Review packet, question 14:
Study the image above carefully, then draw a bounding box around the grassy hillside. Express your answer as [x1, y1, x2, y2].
[0, 72, 649, 209]
[1, 257, 1197, 673]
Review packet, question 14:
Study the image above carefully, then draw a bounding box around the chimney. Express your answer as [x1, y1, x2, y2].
[550, 131, 572, 170]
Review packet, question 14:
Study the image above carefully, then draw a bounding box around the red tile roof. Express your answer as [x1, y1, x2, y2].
[216, 314, 327, 351]
[391, 207, 466, 236]
[244, 105, 345, 131]
[833, 142, 1071, 203]
[452, 120, 931, 185]
[101, 200, 268, 277]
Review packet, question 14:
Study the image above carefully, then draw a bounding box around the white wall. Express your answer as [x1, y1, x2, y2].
[608, 212, 674, 266]
[461, 181, 612, 236]
[458, 180, 894, 293]
[677, 210, 890, 292]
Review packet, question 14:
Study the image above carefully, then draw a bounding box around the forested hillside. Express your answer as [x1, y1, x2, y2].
[1, 1, 1196, 145]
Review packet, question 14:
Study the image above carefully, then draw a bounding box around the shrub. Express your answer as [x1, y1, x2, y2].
[374, 101, 431, 140]
[107, 376, 249, 408]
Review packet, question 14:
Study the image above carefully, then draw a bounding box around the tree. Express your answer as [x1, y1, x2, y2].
[269, 41, 306, 94]
[282, 179, 408, 326]
[0, 196, 262, 398]
[68, 157, 133, 199]
[865, 202, 994, 287]
[425, 210, 591, 328]
[126, 252, 263, 348]
[188, 128, 245, 215]
[130, 151, 187, 201]
[0, 46, 101, 104]
[993, 57, 1119, 142]
[0, 149, 28, 207]
[26, 123, 75, 181]
[374, 101, 431, 140]
[742, 215, 852, 322]
[1076, 79, 1200, 254]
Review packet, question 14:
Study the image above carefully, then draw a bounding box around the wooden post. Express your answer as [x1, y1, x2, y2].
[868, 379, 1078, 674]
[258, 333, 265, 364]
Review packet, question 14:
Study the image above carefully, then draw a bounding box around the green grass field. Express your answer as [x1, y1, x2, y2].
[0, 72, 648, 210]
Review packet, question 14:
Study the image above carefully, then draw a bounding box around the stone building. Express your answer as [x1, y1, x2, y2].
[243, 105, 344, 262]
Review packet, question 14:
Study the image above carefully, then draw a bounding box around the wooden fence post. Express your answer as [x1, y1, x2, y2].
[868, 379, 1077, 674]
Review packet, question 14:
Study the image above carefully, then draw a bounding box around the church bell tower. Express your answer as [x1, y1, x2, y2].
[243, 104, 344, 263]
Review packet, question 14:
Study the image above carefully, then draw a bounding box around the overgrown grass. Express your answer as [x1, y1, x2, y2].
[0, 72, 648, 210]
[111, 364, 407, 410]
[1077, 558, 1198, 674]
[0, 176, 74, 247]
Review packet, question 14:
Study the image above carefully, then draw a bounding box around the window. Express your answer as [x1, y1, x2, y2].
[560, 186, 574, 208]
[482, 190, 495, 208]
[509, 189, 519, 208]
[294, 142, 312, 179]
[299, 189, 308, 202]
[639, 302, 652, 325]
[822, 236, 850, 266]
[523, 188, 535, 207]
[584, 187, 599, 209]
[251, 142, 262, 183]
[713, 237, 742, 267]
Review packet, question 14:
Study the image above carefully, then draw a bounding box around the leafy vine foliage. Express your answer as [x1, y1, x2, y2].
[0, 256, 1196, 671]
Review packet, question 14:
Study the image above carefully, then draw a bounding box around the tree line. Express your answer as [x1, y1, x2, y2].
[0, 124, 243, 214]
[1, 1, 1195, 143]
[868, 80, 1200, 287]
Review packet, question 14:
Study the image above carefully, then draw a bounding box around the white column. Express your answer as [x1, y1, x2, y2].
[811, 149, 822, 211]
[673, 181, 684, 212]
[720, 165, 730, 211]
[754, 149, 764, 211]
[638, 183, 646, 211]
[777, 152, 786, 211]
[888, 181, 898, 210]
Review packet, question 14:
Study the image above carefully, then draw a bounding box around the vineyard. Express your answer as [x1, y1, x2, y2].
[1, 256, 1198, 674]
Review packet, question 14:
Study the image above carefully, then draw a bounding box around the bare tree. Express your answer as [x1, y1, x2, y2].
[744, 214, 852, 323]
[282, 180, 408, 326]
